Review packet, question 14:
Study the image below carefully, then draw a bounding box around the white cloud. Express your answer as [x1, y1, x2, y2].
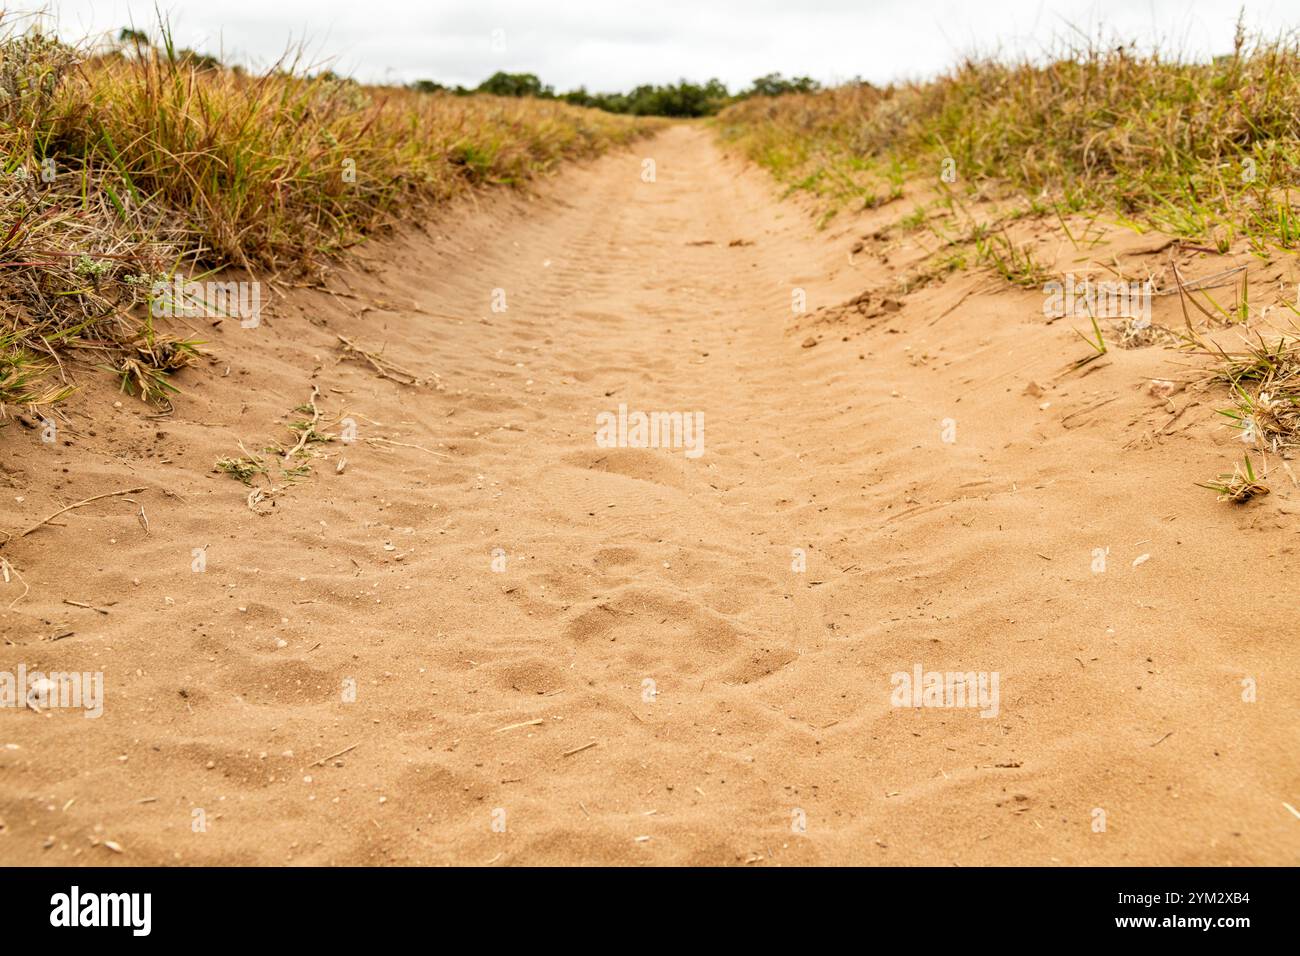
[13, 0, 1299, 91]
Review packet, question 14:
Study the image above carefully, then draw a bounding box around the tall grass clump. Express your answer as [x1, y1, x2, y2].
[0, 16, 647, 409]
[717, 22, 1300, 250]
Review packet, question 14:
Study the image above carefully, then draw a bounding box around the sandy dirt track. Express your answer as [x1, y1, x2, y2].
[0, 124, 1297, 865]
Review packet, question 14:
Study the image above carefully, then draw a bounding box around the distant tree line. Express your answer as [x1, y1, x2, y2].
[118, 27, 225, 71]
[113, 27, 820, 118]
[409, 72, 822, 116]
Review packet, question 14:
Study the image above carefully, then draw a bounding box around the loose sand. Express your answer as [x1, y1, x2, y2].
[0, 125, 1297, 865]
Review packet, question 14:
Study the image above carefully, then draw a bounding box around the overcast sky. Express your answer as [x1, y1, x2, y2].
[14, 1, 1300, 91]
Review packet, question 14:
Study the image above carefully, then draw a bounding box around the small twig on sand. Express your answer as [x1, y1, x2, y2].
[927, 286, 976, 327]
[2, 556, 30, 609]
[282, 385, 323, 465]
[10, 487, 146, 542]
[362, 437, 451, 458]
[62, 599, 110, 615]
[304, 743, 359, 770]
[336, 334, 428, 386]
[494, 718, 544, 734]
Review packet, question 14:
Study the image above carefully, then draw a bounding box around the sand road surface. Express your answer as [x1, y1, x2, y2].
[1, 125, 1297, 865]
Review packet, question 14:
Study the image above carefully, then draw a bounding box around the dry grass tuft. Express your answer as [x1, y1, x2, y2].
[0, 16, 647, 411]
[1204, 332, 1300, 452]
[718, 22, 1300, 254]
[1197, 454, 1270, 503]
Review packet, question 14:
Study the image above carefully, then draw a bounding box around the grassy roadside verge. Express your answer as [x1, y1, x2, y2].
[715, 26, 1300, 502]
[0, 18, 649, 409]
[716, 24, 1300, 250]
